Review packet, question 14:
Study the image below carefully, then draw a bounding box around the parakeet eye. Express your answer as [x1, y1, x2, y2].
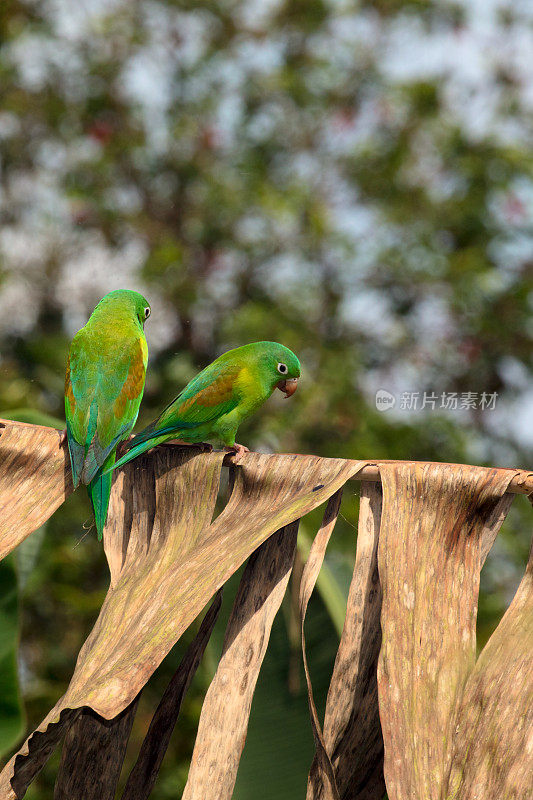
[144, 307, 151, 319]
[277, 363, 288, 374]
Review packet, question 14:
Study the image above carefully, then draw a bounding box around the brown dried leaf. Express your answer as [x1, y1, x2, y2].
[300, 490, 343, 800]
[181, 520, 300, 800]
[377, 463, 517, 800]
[0, 446, 367, 798]
[0, 420, 72, 560]
[54, 697, 140, 800]
[121, 590, 223, 800]
[307, 481, 384, 800]
[480, 492, 515, 566]
[8, 709, 80, 799]
[444, 536, 533, 799]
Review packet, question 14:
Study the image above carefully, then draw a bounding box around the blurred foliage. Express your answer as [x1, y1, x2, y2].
[0, 0, 532, 796]
[0, 555, 25, 759]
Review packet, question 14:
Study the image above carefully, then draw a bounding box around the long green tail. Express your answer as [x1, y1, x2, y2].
[87, 452, 115, 540]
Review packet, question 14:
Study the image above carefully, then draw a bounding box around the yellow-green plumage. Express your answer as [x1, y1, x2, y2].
[65, 290, 150, 539]
[111, 341, 300, 471]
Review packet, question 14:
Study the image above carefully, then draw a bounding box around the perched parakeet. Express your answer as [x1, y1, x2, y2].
[64, 290, 151, 539]
[110, 341, 300, 471]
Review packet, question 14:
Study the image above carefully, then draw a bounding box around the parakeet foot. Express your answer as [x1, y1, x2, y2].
[117, 434, 136, 456]
[58, 429, 67, 448]
[224, 443, 249, 463]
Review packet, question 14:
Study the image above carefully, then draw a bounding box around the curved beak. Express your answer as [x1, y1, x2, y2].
[277, 378, 298, 399]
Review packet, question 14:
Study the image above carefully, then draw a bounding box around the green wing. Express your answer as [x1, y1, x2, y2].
[154, 360, 241, 432]
[65, 328, 147, 487]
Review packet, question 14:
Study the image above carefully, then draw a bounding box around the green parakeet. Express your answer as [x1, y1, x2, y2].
[64, 289, 151, 539]
[110, 341, 300, 471]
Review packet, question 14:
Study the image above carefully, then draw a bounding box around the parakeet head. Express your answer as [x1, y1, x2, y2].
[92, 290, 151, 327]
[240, 341, 300, 398]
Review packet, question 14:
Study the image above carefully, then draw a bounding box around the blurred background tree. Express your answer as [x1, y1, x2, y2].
[0, 0, 531, 797]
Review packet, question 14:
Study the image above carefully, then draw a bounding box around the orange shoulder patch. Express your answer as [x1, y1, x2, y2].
[65, 355, 76, 415]
[181, 370, 237, 413]
[113, 341, 146, 419]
